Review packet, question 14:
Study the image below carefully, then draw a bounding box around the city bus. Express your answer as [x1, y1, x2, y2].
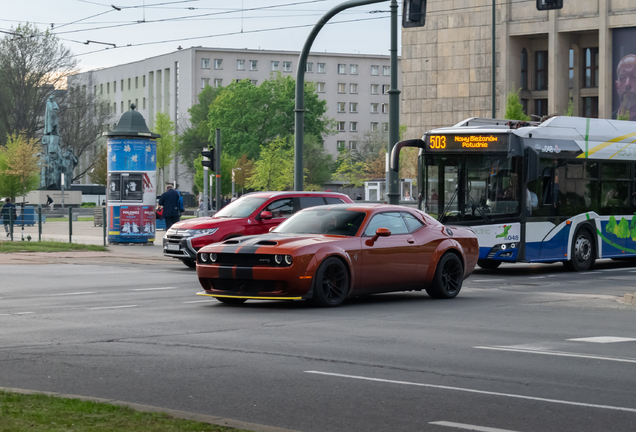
[390, 116, 636, 271]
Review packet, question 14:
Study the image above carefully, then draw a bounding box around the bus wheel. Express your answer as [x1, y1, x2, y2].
[477, 259, 501, 270]
[564, 228, 595, 272]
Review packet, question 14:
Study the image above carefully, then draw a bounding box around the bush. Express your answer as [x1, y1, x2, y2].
[81, 202, 96, 208]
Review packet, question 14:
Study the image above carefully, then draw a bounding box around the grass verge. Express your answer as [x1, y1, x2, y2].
[47, 216, 94, 222]
[0, 240, 108, 253]
[0, 391, 248, 431]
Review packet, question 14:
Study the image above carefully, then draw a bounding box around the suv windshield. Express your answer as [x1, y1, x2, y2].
[274, 209, 366, 236]
[214, 197, 267, 218]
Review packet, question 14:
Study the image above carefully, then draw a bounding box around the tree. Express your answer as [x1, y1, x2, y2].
[88, 145, 107, 187]
[233, 154, 254, 194]
[504, 88, 530, 121]
[564, 95, 573, 116]
[0, 23, 77, 141]
[208, 74, 333, 160]
[365, 149, 386, 180]
[179, 85, 221, 173]
[303, 135, 333, 186]
[332, 149, 368, 197]
[59, 78, 113, 182]
[0, 132, 40, 203]
[153, 112, 178, 189]
[246, 137, 294, 191]
[0, 144, 22, 200]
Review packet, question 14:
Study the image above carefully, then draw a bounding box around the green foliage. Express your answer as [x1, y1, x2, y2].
[0, 132, 40, 202]
[208, 74, 332, 160]
[152, 111, 178, 188]
[193, 154, 203, 196]
[179, 85, 221, 172]
[303, 134, 333, 186]
[0, 145, 22, 200]
[211, 153, 236, 196]
[246, 137, 294, 191]
[88, 145, 107, 186]
[81, 202, 96, 207]
[504, 88, 530, 121]
[617, 110, 630, 121]
[564, 96, 573, 116]
[332, 149, 368, 196]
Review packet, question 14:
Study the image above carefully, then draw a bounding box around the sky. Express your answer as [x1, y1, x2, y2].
[1, 0, 401, 72]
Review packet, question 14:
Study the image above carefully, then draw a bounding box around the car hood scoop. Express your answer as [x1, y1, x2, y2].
[222, 239, 241, 245]
[255, 240, 278, 246]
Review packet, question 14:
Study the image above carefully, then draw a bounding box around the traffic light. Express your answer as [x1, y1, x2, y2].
[536, 0, 563, 10]
[201, 150, 214, 169]
[402, 0, 427, 28]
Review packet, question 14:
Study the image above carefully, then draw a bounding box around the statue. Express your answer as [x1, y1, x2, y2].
[44, 95, 60, 136]
[61, 147, 78, 189]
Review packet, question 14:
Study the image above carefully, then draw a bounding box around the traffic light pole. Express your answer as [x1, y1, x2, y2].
[387, 0, 401, 205]
[294, 0, 386, 191]
[202, 146, 209, 217]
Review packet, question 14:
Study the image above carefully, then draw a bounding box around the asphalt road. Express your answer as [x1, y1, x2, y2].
[1, 254, 636, 432]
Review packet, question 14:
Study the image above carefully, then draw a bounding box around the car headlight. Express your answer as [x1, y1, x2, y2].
[200, 253, 209, 262]
[187, 228, 218, 236]
[285, 255, 293, 265]
[166, 227, 177, 235]
[211, 253, 217, 263]
[275, 255, 283, 264]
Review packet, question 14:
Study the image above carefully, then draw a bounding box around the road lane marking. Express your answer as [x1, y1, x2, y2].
[600, 268, 630, 272]
[132, 287, 177, 291]
[182, 299, 217, 303]
[567, 336, 636, 343]
[429, 421, 520, 432]
[528, 276, 545, 279]
[471, 280, 500, 283]
[0, 312, 35, 316]
[88, 305, 138, 310]
[475, 346, 636, 364]
[305, 371, 636, 413]
[50, 292, 96, 296]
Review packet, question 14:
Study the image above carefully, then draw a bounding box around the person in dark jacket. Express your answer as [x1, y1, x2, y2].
[1, 198, 16, 237]
[158, 185, 181, 230]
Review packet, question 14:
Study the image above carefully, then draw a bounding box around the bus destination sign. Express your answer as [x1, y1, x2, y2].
[426, 134, 509, 151]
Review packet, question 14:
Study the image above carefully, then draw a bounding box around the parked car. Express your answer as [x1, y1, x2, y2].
[163, 191, 353, 268]
[195, 204, 479, 307]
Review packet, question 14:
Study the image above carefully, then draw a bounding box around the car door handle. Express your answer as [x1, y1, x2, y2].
[407, 238, 415, 244]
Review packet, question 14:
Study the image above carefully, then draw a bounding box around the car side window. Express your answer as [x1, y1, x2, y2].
[325, 197, 345, 204]
[403, 213, 425, 232]
[265, 198, 294, 218]
[364, 212, 410, 236]
[299, 197, 326, 209]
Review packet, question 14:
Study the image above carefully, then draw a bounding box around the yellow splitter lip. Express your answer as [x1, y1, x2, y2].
[196, 292, 303, 300]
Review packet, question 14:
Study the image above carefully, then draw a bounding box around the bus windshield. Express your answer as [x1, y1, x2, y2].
[424, 153, 521, 223]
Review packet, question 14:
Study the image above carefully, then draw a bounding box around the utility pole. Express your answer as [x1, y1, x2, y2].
[215, 129, 221, 210]
[386, 0, 401, 205]
[492, 0, 496, 119]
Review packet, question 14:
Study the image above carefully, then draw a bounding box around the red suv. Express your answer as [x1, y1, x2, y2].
[163, 191, 354, 268]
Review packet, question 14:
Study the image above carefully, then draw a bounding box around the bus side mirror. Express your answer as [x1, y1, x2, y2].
[390, 139, 426, 172]
[526, 147, 540, 183]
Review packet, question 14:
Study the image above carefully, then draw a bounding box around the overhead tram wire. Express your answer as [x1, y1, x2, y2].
[67, 15, 389, 58]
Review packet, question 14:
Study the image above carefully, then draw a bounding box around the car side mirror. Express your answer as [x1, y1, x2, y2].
[258, 211, 273, 221]
[365, 227, 391, 246]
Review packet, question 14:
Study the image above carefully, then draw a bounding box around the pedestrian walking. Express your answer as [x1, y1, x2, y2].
[1, 198, 16, 237]
[46, 195, 54, 210]
[231, 194, 237, 202]
[158, 185, 181, 230]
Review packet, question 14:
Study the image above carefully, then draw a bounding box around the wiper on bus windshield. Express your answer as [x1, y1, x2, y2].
[464, 188, 490, 224]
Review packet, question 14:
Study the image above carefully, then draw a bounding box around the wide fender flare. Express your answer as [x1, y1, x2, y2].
[425, 239, 466, 283]
[304, 247, 355, 294]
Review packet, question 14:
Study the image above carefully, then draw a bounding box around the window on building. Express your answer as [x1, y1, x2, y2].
[214, 59, 223, 69]
[106, 82, 110, 94]
[382, 122, 389, 132]
[271, 61, 279, 71]
[568, 48, 574, 89]
[250, 60, 258, 70]
[535, 51, 548, 91]
[143, 97, 146, 109]
[127, 100, 131, 109]
[350, 102, 358, 113]
[521, 99, 529, 116]
[201, 78, 210, 88]
[583, 47, 599, 88]
[337, 102, 346, 113]
[338, 64, 346, 74]
[350, 64, 358, 75]
[370, 122, 378, 131]
[143, 75, 146, 87]
[534, 99, 548, 117]
[582, 97, 599, 118]
[127, 78, 131, 90]
[350, 83, 358, 93]
[338, 83, 346, 93]
[135, 77, 138, 88]
[371, 84, 379, 94]
[214, 78, 223, 88]
[113, 102, 116, 113]
[371, 65, 379, 76]
[135, 98, 138, 108]
[371, 103, 379, 113]
[316, 82, 325, 93]
[382, 103, 389, 114]
[337, 140, 346, 150]
[521, 48, 528, 90]
[235, 79, 242, 83]
[120, 79, 124, 91]
[237, 59, 245, 70]
[382, 84, 390, 95]
[100, 83, 103, 95]
[251, 80, 258, 85]
[382, 66, 391, 76]
[337, 121, 346, 132]
[94, 85, 97, 95]
[317, 63, 326, 73]
[349, 141, 357, 150]
[306, 62, 313, 72]
[113, 81, 117, 92]
[202, 58, 210, 68]
[283, 61, 292, 72]
[121, 101, 124, 112]
[350, 121, 358, 132]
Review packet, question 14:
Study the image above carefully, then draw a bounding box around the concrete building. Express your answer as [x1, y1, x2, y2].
[401, 0, 636, 140]
[69, 47, 401, 192]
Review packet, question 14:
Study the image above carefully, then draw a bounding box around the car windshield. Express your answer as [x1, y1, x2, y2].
[274, 209, 366, 236]
[214, 197, 267, 218]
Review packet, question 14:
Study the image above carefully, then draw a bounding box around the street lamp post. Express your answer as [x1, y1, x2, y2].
[386, 0, 401, 205]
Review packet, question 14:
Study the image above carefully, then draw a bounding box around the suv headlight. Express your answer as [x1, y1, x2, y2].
[186, 228, 218, 236]
[166, 227, 177, 235]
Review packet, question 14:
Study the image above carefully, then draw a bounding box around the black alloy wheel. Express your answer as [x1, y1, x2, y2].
[477, 259, 501, 270]
[181, 259, 197, 269]
[216, 297, 247, 305]
[564, 228, 595, 272]
[312, 257, 349, 307]
[426, 253, 464, 299]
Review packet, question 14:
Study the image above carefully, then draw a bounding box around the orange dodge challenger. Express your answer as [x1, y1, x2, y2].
[196, 204, 479, 307]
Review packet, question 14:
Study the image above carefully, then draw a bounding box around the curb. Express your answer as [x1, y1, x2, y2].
[0, 386, 300, 432]
[624, 293, 636, 305]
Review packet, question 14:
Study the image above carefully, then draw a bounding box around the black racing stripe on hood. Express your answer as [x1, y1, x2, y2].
[235, 267, 253, 280]
[235, 235, 288, 254]
[218, 266, 234, 279]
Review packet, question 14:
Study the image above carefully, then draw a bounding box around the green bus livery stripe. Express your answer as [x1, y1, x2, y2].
[585, 213, 636, 254]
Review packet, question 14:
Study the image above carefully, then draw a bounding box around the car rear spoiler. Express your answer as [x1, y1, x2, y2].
[389, 139, 426, 172]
